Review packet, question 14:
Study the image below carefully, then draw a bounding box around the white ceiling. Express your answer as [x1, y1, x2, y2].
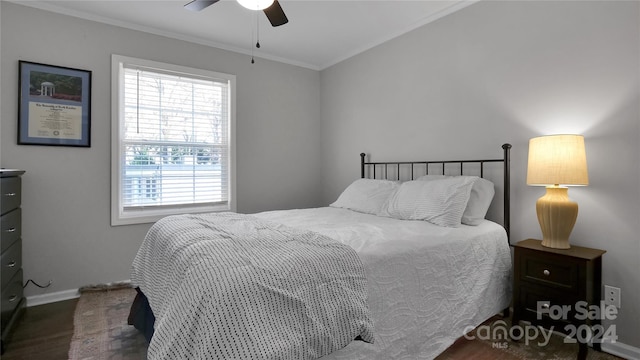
[9, 0, 478, 70]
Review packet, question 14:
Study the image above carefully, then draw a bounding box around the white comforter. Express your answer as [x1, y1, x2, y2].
[255, 207, 512, 360]
[131, 212, 374, 360]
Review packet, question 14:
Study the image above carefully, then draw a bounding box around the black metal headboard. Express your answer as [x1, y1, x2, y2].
[359, 144, 512, 243]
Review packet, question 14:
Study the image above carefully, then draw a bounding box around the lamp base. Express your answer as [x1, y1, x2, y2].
[536, 186, 578, 249]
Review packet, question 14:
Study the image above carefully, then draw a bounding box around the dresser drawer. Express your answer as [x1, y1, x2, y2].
[1, 269, 23, 333]
[1, 240, 21, 289]
[0, 209, 21, 253]
[518, 248, 579, 292]
[0, 177, 21, 215]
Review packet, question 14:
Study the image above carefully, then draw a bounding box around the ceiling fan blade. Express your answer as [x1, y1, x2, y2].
[184, 0, 220, 12]
[263, 0, 288, 27]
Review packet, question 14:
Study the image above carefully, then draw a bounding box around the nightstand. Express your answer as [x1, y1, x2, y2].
[512, 239, 606, 360]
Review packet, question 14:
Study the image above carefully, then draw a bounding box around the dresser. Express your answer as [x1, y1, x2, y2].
[1, 170, 25, 353]
[512, 239, 606, 360]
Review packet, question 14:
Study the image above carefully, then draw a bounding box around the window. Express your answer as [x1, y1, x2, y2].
[111, 55, 236, 225]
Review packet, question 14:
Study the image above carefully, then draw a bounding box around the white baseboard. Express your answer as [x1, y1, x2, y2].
[602, 341, 640, 360]
[26, 288, 80, 307]
[25, 280, 133, 307]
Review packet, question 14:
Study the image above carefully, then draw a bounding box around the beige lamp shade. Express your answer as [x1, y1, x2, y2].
[527, 135, 589, 186]
[526, 134, 589, 249]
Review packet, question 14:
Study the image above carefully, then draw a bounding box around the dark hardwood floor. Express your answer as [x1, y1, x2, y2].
[2, 298, 77, 360]
[2, 301, 503, 360]
[3, 300, 502, 360]
[0, 298, 626, 360]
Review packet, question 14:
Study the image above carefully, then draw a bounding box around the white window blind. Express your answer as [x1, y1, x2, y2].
[111, 55, 235, 225]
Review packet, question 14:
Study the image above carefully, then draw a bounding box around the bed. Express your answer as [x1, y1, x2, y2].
[128, 144, 513, 360]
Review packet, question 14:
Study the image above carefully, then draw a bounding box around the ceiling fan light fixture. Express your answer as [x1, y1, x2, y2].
[237, 0, 274, 11]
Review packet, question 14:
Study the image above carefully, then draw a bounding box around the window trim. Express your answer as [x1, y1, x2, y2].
[111, 54, 236, 226]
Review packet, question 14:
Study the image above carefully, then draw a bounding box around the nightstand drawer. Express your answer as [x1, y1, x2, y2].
[518, 284, 575, 328]
[1, 208, 21, 253]
[518, 248, 579, 291]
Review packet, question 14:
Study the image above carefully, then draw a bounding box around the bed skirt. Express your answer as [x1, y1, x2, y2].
[127, 287, 155, 344]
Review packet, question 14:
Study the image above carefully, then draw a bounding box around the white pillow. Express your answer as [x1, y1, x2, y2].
[417, 175, 495, 225]
[382, 177, 474, 227]
[330, 179, 399, 215]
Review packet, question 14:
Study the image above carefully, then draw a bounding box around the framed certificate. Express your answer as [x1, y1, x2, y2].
[18, 61, 91, 147]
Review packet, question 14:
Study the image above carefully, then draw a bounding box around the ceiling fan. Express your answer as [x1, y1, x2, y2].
[185, 0, 289, 27]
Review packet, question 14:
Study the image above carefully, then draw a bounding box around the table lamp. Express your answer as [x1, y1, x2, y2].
[526, 134, 589, 249]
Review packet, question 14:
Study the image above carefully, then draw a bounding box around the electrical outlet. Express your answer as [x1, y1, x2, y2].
[604, 285, 621, 308]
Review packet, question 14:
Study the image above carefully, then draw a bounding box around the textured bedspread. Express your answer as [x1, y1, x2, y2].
[256, 207, 512, 360]
[131, 212, 374, 360]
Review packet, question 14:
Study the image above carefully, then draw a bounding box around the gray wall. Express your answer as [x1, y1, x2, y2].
[1, 0, 639, 355]
[0, 2, 321, 298]
[320, 0, 639, 352]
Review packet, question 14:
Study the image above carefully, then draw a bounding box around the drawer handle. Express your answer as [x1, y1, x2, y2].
[5, 228, 16, 233]
[7, 261, 16, 268]
[4, 192, 16, 197]
[8, 295, 17, 302]
[543, 269, 550, 276]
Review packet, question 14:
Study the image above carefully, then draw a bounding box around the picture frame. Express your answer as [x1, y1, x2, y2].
[18, 61, 92, 147]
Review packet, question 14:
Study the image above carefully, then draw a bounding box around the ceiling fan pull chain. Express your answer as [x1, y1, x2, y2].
[256, 13, 261, 49]
[250, 12, 256, 63]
